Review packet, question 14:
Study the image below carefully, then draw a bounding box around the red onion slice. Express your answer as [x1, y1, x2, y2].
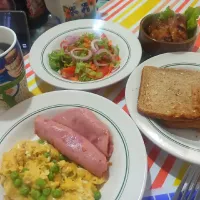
[93, 49, 115, 67]
[60, 41, 69, 50]
[65, 36, 80, 45]
[60, 36, 80, 50]
[93, 59, 108, 67]
[91, 39, 101, 52]
[71, 48, 92, 61]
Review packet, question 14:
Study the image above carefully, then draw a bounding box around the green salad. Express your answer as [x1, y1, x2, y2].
[48, 33, 120, 82]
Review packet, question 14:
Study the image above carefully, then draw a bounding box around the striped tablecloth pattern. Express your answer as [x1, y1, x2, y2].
[24, 1, 200, 199]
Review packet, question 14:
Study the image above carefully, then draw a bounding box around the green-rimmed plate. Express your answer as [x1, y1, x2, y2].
[126, 52, 200, 165]
[29, 19, 142, 90]
[0, 90, 147, 200]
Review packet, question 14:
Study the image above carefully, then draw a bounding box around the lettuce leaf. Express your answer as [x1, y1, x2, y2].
[86, 33, 96, 40]
[75, 62, 88, 74]
[76, 62, 96, 81]
[48, 50, 65, 71]
[61, 54, 73, 64]
[79, 73, 93, 81]
[159, 6, 175, 20]
[48, 50, 73, 71]
[185, 7, 200, 31]
[184, 7, 194, 20]
[97, 38, 109, 49]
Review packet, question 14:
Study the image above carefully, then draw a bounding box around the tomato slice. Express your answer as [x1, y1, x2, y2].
[61, 66, 76, 79]
[63, 66, 76, 73]
[108, 66, 114, 73]
[68, 76, 79, 81]
[97, 66, 110, 77]
[90, 64, 97, 71]
[116, 56, 121, 61]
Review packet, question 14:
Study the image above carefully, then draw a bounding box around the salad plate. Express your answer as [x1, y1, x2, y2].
[125, 52, 200, 165]
[30, 19, 142, 90]
[0, 90, 147, 200]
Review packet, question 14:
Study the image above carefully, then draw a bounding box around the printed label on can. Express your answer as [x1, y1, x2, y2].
[0, 44, 30, 114]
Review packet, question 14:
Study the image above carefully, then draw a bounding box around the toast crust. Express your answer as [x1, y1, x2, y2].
[160, 119, 200, 129]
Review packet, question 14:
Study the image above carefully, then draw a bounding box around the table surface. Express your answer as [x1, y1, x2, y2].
[24, 1, 200, 199]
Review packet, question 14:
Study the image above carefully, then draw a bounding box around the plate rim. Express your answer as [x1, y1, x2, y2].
[0, 90, 147, 200]
[30, 19, 142, 90]
[125, 52, 200, 165]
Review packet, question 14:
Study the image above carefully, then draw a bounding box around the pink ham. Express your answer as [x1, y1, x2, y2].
[52, 108, 113, 158]
[35, 116, 108, 177]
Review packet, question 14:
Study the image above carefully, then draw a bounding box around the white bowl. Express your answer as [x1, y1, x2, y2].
[30, 19, 142, 90]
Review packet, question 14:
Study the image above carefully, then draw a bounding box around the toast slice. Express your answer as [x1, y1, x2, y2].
[137, 66, 200, 121]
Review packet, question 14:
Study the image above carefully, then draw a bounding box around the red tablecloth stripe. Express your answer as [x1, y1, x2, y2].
[25, 63, 31, 69]
[26, 70, 34, 78]
[104, 0, 133, 21]
[151, 155, 176, 189]
[147, 146, 161, 170]
[104, 0, 124, 14]
[113, 88, 125, 104]
[175, 0, 190, 13]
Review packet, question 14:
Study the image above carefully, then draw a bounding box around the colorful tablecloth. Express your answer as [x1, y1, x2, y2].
[24, 1, 200, 199]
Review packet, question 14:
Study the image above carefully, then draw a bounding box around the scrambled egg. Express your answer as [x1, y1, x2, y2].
[0, 140, 105, 200]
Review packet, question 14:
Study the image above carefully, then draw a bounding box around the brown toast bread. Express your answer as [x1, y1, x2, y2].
[137, 66, 200, 121]
[160, 119, 200, 129]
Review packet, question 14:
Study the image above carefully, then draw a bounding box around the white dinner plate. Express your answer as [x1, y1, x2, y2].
[0, 90, 147, 200]
[30, 19, 142, 90]
[126, 52, 200, 165]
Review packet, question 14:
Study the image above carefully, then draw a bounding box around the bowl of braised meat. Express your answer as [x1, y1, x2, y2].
[139, 7, 200, 55]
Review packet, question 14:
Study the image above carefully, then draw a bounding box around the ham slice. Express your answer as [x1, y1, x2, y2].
[52, 108, 113, 158]
[35, 116, 108, 177]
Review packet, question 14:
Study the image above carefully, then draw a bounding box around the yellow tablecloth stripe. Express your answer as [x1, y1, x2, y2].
[173, 162, 190, 186]
[120, 0, 160, 28]
[190, 0, 199, 8]
[112, 0, 143, 23]
[31, 81, 55, 96]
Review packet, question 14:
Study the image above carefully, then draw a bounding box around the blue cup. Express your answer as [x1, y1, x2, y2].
[0, 26, 30, 114]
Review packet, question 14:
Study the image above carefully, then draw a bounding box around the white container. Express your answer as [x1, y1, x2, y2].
[44, 0, 96, 22]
